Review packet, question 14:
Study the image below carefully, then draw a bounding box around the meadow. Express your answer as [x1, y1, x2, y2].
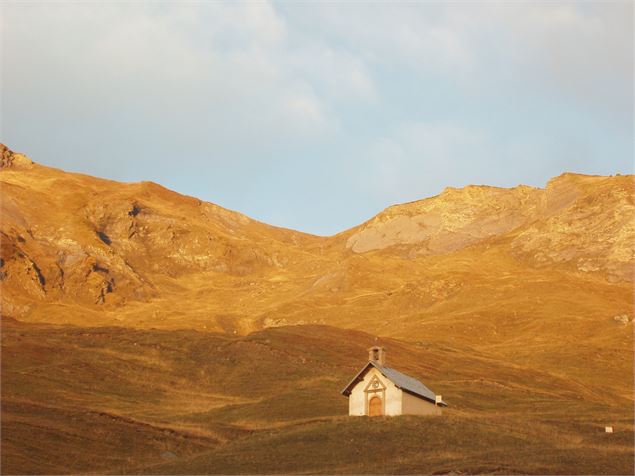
[2, 318, 632, 474]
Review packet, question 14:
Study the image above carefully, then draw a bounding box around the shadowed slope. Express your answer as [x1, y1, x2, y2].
[2, 319, 632, 474]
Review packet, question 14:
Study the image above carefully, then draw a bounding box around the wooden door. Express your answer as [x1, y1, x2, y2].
[369, 396, 382, 416]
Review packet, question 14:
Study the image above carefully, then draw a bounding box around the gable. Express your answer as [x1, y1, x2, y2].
[363, 374, 387, 392]
[341, 362, 375, 396]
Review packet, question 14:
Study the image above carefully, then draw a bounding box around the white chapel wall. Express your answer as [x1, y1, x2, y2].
[349, 367, 403, 416]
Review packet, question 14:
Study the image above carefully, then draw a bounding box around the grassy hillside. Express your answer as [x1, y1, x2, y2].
[147, 416, 634, 475]
[2, 318, 632, 474]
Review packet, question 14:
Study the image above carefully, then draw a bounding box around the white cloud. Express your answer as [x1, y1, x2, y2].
[5, 1, 628, 156]
[284, 1, 632, 122]
[2, 0, 378, 157]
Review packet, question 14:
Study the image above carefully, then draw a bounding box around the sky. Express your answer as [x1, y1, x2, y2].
[1, 1, 633, 235]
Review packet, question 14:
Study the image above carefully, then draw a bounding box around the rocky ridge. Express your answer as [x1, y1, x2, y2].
[343, 174, 634, 281]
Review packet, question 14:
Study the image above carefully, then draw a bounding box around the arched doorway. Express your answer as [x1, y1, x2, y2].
[369, 396, 383, 416]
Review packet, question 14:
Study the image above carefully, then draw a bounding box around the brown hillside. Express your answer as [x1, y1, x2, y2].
[2, 319, 632, 474]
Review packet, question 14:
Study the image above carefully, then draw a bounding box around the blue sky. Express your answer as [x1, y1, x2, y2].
[2, 1, 632, 235]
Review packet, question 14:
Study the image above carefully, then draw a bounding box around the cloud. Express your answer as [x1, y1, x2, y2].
[1, 1, 377, 161]
[281, 1, 632, 124]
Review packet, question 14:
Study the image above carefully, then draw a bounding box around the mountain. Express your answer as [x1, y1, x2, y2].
[2, 144, 632, 316]
[1, 143, 633, 474]
[0, 144, 320, 310]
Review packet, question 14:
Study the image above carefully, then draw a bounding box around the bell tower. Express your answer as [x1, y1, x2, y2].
[368, 346, 386, 366]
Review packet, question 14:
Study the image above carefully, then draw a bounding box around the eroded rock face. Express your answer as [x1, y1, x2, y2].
[343, 174, 634, 281]
[1, 144, 15, 168]
[0, 225, 148, 307]
[346, 185, 542, 254]
[510, 174, 635, 281]
[80, 197, 280, 277]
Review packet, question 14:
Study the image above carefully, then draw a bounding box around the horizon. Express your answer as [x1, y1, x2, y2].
[2, 1, 633, 235]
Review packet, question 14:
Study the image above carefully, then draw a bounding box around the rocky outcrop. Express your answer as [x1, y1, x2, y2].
[1, 144, 32, 169]
[510, 174, 634, 281]
[345, 185, 541, 255]
[343, 174, 634, 281]
[1, 143, 15, 168]
[613, 314, 631, 325]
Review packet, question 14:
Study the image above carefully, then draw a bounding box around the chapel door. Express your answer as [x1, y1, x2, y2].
[369, 396, 383, 416]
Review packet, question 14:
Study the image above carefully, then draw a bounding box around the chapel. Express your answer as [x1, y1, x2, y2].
[341, 346, 447, 416]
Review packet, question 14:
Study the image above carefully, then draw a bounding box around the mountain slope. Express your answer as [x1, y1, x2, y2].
[2, 144, 632, 316]
[1, 144, 326, 314]
[1, 144, 632, 351]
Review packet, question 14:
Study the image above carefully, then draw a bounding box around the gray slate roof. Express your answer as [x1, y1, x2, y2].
[341, 361, 447, 406]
